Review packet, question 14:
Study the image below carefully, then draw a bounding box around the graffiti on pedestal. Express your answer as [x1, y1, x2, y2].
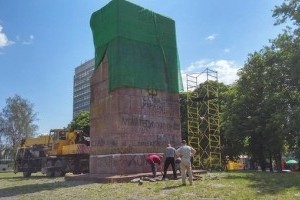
[121, 116, 180, 133]
[137, 134, 176, 146]
[91, 145, 134, 154]
[96, 156, 111, 169]
[119, 154, 145, 167]
[93, 154, 149, 172]
[91, 133, 177, 154]
[142, 96, 165, 114]
[91, 137, 119, 146]
[91, 91, 181, 156]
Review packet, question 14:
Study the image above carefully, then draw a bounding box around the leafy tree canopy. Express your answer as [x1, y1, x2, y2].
[0, 95, 38, 155]
[68, 111, 90, 136]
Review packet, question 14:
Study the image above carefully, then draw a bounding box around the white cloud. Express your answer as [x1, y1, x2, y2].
[0, 25, 13, 48]
[181, 59, 241, 91]
[22, 34, 34, 45]
[213, 60, 240, 84]
[205, 34, 217, 41]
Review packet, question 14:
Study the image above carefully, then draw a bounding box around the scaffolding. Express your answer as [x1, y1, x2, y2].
[186, 68, 221, 170]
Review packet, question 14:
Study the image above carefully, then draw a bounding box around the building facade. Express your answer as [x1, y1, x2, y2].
[73, 59, 95, 118]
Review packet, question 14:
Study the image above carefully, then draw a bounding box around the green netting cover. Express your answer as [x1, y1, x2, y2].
[90, 0, 183, 93]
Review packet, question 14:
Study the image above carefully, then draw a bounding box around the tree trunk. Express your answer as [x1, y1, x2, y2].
[269, 154, 273, 172]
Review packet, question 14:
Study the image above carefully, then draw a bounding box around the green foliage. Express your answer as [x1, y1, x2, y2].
[179, 0, 300, 168]
[220, 0, 300, 169]
[179, 92, 188, 141]
[0, 95, 38, 157]
[235, 48, 288, 170]
[220, 84, 248, 159]
[68, 111, 90, 136]
[272, 0, 300, 161]
[273, 0, 300, 26]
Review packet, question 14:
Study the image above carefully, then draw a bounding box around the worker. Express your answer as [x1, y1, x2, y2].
[146, 154, 162, 178]
[176, 140, 196, 185]
[162, 144, 177, 180]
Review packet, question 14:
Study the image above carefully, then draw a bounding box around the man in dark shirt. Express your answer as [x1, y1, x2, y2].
[146, 154, 162, 177]
[162, 144, 177, 180]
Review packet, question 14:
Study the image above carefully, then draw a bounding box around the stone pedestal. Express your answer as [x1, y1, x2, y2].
[89, 57, 181, 174]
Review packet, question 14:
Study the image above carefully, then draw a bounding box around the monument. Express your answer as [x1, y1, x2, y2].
[89, 0, 182, 174]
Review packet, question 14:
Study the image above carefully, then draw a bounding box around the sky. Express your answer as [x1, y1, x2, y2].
[0, 0, 285, 134]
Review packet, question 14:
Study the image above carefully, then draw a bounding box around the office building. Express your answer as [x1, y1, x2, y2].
[73, 59, 95, 118]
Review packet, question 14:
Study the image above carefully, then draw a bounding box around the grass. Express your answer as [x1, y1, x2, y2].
[0, 170, 300, 200]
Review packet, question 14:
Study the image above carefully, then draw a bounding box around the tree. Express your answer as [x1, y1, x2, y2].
[219, 0, 300, 171]
[220, 84, 248, 160]
[273, 0, 300, 160]
[0, 131, 7, 159]
[273, 0, 300, 27]
[68, 111, 90, 136]
[236, 48, 290, 170]
[0, 95, 38, 155]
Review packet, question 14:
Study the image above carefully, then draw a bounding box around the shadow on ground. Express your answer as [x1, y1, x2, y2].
[0, 176, 92, 198]
[162, 185, 183, 190]
[223, 170, 300, 196]
[0, 175, 47, 180]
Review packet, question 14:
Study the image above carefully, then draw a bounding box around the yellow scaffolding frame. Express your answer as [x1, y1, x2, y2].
[186, 68, 221, 170]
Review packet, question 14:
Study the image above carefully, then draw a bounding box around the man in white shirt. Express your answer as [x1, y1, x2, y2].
[175, 140, 196, 185]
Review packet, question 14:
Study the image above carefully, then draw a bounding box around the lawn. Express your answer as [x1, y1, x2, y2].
[0, 170, 300, 200]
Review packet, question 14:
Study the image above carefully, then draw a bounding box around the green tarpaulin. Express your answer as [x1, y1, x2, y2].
[90, 0, 183, 93]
